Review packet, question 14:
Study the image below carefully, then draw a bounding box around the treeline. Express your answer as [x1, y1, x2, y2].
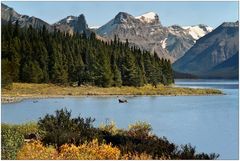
[2, 21, 174, 88]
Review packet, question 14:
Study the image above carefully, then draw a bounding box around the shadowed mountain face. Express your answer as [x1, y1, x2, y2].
[2, 3, 213, 62]
[1, 3, 90, 35]
[173, 21, 239, 78]
[205, 52, 239, 79]
[53, 14, 89, 35]
[96, 12, 213, 62]
[96, 12, 172, 60]
[1, 3, 53, 31]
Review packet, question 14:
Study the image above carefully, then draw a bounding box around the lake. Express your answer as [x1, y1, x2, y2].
[1, 79, 238, 159]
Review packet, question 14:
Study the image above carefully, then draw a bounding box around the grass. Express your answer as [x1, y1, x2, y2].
[2, 83, 223, 99]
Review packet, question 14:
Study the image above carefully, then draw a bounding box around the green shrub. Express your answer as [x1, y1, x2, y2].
[1, 122, 40, 160]
[2, 108, 217, 160]
[38, 108, 97, 148]
[128, 121, 152, 139]
[1, 124, 24, 160]
[177, 144, 219, 160]
[99, 121, 119, 135]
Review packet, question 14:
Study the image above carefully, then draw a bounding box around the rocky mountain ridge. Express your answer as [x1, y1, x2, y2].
[173, 21, 239, 78]
[2, 3, 213, 62]
[96, 12, 213, 62]
[1, 3, 53, 31]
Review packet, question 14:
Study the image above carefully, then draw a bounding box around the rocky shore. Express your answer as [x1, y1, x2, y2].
[1, 97, 24, 104]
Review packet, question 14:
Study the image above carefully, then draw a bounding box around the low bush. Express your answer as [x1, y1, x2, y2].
[59, 139, 121, 160]
[1, 124, 24, 160]
[38, 108, 97, 148]
[16, 141, 57, 160]
[1, 122, 40, 160]
[3, 108, 220, 160]
[17, 139, 121, 160]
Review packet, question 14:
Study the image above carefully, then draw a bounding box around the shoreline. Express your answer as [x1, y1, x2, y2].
[1, 83, 223, 104]
[2, 93, 224, 104]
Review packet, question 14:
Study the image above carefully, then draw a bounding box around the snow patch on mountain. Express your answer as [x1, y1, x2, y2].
[206, 26, 214, 32]
[135, 12, 158, 23]
[89, 26, 100, 29]
[97, 19, 116, 35]
[183, 25, 213, 40]
[160, 38, 167, 49]
[66, 16, 74, 23]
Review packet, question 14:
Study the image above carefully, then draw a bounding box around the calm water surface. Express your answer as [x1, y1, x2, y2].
[1, 79, 238, 159]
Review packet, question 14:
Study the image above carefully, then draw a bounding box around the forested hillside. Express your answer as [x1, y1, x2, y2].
[2, 21, 174, 88]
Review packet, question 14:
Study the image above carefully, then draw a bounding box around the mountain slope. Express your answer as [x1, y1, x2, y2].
[96, 12, 172, 60]
[182, 25, 213, 40]
[53, 14, 90, 35]
[1, 3, 90, 35]
[206, 52, 239, 79]
[173, 21, 239, 78]
[2, 3, 213, 62]
[1, 3, 53, 31]
[97, 12, 212, 62]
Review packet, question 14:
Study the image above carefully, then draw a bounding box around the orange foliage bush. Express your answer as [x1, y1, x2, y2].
[121, 152, 153, 160]
[58, 139, 121, 160]
[17, 139, 168, 160]
[121, 152, 171, 160]
[17, 139, 121, 160]
[16, 141, 57, 160]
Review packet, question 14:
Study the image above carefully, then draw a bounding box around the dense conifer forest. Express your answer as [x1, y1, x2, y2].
[2, 21, 174, 88]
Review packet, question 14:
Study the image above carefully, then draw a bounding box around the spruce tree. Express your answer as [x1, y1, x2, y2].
[2, 59, 13, 88]
[2, 23, 175, 88]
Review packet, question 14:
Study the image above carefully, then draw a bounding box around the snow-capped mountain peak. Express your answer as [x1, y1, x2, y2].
[56, 15, 77, 25]
[66, 16, 74, 23]
[206, 26, 214, 32]
[182, 25, 213, 40]
[135, 12, 159, 24]
[89, 26, 100, 29]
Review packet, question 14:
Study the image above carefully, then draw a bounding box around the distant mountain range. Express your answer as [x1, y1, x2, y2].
[96, 12, 213, 62]
[1, 3, 53, 31]
[1, 3, 212, 62]
[1, 3, 238, 79]
[53, 14, 91, 35]
[173, 21, 239, 79]
[1, 3, 90, 34]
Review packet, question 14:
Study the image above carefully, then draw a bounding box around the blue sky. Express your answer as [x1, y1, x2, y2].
[2, 1, 238, 28]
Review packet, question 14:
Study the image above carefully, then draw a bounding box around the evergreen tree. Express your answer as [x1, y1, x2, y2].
[122, 50, 141, 87]
[2, 59, 13, 88]
[95, 49, 113, 87]
[1, 23, 175, 88]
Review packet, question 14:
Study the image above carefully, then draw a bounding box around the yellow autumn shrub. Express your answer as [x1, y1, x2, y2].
[58, 139, 121, 160]
[16, 139, 121, 160]
[58, 144, 81, 160]
[17, 140, 165, 160]
[99, 121, 119, 135]
[121, 152, 172, 160]
[16, 141, 57, 160]
[121, 152, 153, 160]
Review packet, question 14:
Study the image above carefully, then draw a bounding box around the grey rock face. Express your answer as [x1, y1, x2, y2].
[53, 14, 89, 34]
[166, 25, 195, 60]
[2, 3, 213, 64]
[1, 3, 20, 23]
[97, 12, 173, 60]
[1, 3, 89, 34]
[96, 12, 212, 62]
[202, 52, 239, 79]
[1, 3, 53, 31]
[173, 21, 239, 78]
